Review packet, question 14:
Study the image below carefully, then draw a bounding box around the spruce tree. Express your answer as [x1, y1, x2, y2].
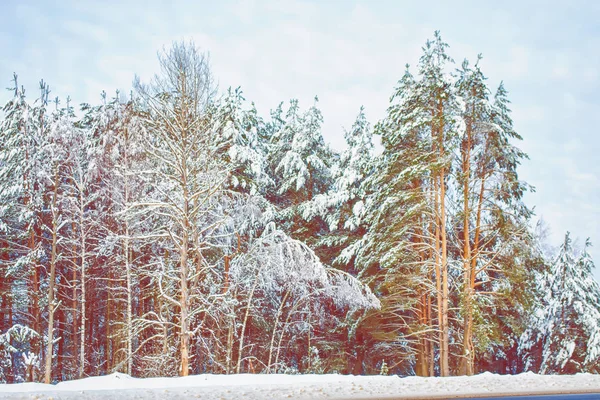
[521, 233, 600, 373]
[303, 106, 375, 269]
[213, 87, 270, 196]
[268, 97, 334, 248]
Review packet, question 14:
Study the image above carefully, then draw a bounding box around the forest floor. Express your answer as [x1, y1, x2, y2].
[1, 371, 600, 399]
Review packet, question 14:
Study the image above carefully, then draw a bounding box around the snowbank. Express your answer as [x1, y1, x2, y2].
[2, 371, 600, 399]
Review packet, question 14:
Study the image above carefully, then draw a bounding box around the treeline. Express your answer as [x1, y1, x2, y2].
[1, 33, 599, 384]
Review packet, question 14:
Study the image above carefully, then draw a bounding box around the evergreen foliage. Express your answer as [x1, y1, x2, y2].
[520, 234, 600, 374]
[0, 34, 596, 382]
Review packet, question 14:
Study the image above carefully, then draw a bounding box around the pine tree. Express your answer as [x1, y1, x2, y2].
[454, 69, 534, 374]
[354, 32, 457, 376]
[453, 57, 533, 375]
[454, 56, 489, 375]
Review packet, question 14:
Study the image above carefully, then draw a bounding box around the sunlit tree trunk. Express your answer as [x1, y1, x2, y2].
[460, 117, 475, 376]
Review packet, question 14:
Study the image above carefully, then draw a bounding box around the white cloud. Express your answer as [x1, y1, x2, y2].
[511, 105, 546, 123]
[506, 46, 530, 79]
[583, 67, 598, 83]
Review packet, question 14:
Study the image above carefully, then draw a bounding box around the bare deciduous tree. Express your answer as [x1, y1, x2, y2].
[133, 42, 229, 376]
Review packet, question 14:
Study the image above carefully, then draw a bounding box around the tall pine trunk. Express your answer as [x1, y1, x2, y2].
[439, 166, 450, 377]
[460, 122, 475, 376]
[435, 98, 450, 377]
[433, 175, 445, 376]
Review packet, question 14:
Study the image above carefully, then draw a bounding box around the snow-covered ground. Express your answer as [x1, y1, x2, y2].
[2, 372, 600, 399]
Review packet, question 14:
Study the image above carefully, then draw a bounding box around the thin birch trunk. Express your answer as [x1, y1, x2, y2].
[71, 227, 78, 375]
[44, 168, 60, 384]
[79, 190, 86, 379]
[124, 225, 132, 375]
[267, 290, 290, 373]
[274, 306, 295, 370]
[236, 273, 259, 374]
[123, 133, 133, 375]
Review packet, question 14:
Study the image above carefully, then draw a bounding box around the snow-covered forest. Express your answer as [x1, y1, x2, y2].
[1, 33, 599, 385]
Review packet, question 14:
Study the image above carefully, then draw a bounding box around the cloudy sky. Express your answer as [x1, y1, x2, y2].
[2, 0, 599, 280]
